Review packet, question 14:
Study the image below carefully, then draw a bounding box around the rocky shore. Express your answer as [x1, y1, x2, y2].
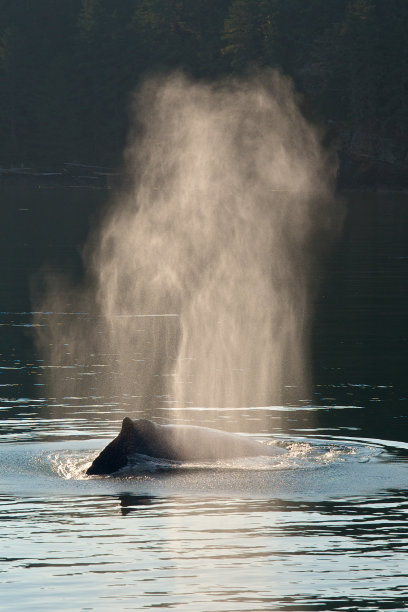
[332, 124, 408, 190]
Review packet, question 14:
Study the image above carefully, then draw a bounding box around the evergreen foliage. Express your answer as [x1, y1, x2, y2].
[0, 0, 406, 168]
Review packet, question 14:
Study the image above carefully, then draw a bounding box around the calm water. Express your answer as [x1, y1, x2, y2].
[1, 186, 408, 611]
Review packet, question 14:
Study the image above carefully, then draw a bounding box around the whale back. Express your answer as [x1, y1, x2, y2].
[87, 418, 281, 475]
[156, 423, 273, 461]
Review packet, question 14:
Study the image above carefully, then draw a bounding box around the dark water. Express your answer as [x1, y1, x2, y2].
[0, 186, 408, 611]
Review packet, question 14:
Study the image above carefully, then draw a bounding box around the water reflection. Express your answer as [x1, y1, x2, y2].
[119, 493, 157, 516]
[1, 489, 408, 610]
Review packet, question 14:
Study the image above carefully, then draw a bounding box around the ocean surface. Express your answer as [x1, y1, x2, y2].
[0, 186, 407, 611]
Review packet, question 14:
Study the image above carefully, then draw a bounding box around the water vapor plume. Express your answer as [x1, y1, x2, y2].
[34, 71, 341, 425]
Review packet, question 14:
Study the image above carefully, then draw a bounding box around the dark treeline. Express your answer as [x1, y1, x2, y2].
[1, 0, 407, 184]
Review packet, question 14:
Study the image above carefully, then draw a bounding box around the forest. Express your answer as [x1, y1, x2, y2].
[1, 0, 407, 186]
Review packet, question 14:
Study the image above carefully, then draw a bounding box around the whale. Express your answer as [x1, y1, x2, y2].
[86, 417, 285, 475]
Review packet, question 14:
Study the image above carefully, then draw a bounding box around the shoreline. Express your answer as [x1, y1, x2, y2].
[0, 163, 125, 189]
[1, 161, 407, 194]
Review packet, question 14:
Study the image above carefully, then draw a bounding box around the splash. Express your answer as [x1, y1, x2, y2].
[51, 440, 378, 481]
[34, 71, 341, 425]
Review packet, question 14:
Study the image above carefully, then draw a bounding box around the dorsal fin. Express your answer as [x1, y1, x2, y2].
[121, 416, 135, 435]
